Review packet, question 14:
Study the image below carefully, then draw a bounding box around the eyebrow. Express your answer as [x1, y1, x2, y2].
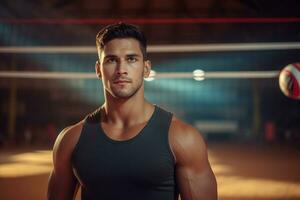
[104, 54, 118, 59]
[126, 54, 140, 57]
[104, 54, 141, 59]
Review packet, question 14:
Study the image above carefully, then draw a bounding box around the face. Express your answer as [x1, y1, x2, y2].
[96, 38, 151, 99]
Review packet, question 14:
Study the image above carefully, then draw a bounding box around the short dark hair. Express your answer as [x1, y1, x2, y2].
[96, 22, 147, 59]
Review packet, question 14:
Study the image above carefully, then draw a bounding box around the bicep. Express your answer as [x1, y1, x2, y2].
[47, 128, 79, 200]
[176, 161, 217, 200]
[48, 169, 78, 200]
[171, 123, 217, 200]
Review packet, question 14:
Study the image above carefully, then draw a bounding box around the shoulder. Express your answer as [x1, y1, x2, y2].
[169, 116, 201, 137]
[53, 120, 85, 165]
[54, 120, 84, 150]
[169, 116, 208, 165]
[169, 116, 205, 147]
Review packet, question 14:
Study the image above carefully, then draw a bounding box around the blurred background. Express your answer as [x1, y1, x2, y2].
[0, 0, 300, 200]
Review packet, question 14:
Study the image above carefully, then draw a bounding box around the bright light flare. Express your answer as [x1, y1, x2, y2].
[144, 70, 156, 81]
[193, 69, 205, 81]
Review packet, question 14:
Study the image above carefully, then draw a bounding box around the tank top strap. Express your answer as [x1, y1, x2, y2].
[153, 105, 173, 133]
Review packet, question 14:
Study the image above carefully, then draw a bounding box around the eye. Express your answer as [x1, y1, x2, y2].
[105, 58, 117, 63]
[127, 56, 137, 63]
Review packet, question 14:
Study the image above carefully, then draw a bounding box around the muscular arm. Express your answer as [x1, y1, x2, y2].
[47, 122, 83, 200]
[169, 118, 217, 200]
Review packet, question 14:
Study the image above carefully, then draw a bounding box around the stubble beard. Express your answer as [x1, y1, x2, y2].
[107, 76, 144, 100]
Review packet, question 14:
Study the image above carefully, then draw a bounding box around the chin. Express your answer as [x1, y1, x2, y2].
[114, 88, 142, 99]
[109, 89, 132, 99]
[108, 83, 143, 99]
[117, 92, 137, 99]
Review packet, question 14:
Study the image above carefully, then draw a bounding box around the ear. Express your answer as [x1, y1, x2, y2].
[143, 60, 151, 78]
[95, 60, 101, 79]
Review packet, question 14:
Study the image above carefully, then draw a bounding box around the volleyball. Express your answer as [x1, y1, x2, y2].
[279, 63, 300, 99]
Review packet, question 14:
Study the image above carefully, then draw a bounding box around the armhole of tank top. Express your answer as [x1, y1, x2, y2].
[166, 113, 176, 165]
[71, 118, 88, 165]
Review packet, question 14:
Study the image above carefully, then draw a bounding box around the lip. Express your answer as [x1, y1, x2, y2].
[113, 80, 131, 84]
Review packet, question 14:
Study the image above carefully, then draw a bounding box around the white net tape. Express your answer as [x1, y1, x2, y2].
[0, 70, 279, 79]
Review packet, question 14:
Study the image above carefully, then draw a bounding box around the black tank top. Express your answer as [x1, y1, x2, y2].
[72, 105, 178, 200]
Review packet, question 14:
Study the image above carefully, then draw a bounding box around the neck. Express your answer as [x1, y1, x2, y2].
[101, 89, 153, 127]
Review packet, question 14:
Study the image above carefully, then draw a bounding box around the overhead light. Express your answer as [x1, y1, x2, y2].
[193, 69, 205, 81]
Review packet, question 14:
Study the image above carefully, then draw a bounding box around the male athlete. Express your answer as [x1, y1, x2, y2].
[48, 23, 217, 200]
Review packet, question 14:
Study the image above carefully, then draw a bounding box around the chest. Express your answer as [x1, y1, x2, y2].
[72, 128, 175, 189]
[100, 122, 147, 141]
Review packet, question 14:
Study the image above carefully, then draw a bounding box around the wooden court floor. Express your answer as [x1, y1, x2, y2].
[0, 142, 300, 200]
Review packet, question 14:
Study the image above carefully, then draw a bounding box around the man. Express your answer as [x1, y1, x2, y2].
[48, 23, 217, 200]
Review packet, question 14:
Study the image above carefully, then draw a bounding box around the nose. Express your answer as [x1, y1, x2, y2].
[116, 59, 128, 75]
